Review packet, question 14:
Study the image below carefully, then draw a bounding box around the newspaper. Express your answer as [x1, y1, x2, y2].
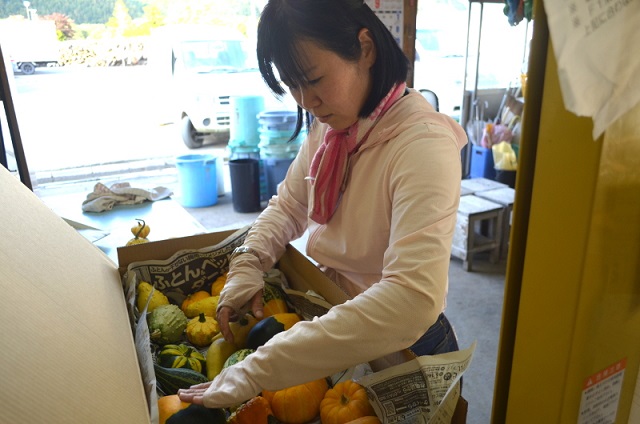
[121, 225, 474, 424]
[358, 343, 475, 424]
[282, 284, 476, 424]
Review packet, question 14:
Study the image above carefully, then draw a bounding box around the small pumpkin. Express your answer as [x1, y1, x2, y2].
[158, 344, 207, 374]
[227, 395, 273, 424]
[186, 312, 220, 347]
[181, 291, 211, 314]
[158, 395, 189, 424]
[320, 380, 376, 424]
[211, 273, 227, 296]
[262, 378, 329, 424]
[131, 218, 151, 239]
[165, 404, 226, 424]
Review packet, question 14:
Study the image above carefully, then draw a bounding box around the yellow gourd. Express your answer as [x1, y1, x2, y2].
[126, 219, 151, 246]
[181, 291, 211, 314]
[186, 313, 220, 347]
[136, 281, 169, 313]
[206, 337, 237, 380]
[184, 295, 219, 318]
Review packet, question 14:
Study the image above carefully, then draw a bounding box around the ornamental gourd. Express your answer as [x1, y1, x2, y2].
[262, 378, 329, 424]
[222, 348, 255, 369]
[227, 396, 274, 424]
[148, 304, 188, 345]
[245, 312, 301, 350]
[262, 282, 289, 317]
[153, 364, 209, 395]
[320, 380, 377, 424]
[228, 313, 259, 348]
[211, 273, 227, 296]
[186, 313, 219, 347]
[184, 295, 220, 318]
[136, 281, 169, 313]
[126, 218, 151, 246]
[158, 344, 207, 374]
[206, 337, 237, 380]
[181, 291, 211, 314]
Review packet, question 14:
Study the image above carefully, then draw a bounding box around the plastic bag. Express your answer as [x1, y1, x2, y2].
[482, 123, 513, 149]
[492, 141, 518, 171]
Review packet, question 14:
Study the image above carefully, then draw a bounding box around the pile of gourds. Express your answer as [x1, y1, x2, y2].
[137, 272, 382, 424]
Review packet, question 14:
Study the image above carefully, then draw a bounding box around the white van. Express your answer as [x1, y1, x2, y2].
[149, 25, 285, 149]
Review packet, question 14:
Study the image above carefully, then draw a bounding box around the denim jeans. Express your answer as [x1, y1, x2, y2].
[409, 313, 459, 356]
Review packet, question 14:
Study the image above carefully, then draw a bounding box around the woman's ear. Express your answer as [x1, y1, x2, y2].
[358, 28, 376, 68]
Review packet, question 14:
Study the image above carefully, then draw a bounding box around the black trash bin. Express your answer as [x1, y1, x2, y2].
[494, 169, 516, 188]
[229, 158, 262, 213]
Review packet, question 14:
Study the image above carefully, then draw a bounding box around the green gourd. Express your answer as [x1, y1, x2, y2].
[222, 348, 255, 369]
[148, 304, 188, 345]
[154, 364, 209, 395]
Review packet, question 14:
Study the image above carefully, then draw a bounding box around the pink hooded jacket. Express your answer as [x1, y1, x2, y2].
[206, 88, 468, 407]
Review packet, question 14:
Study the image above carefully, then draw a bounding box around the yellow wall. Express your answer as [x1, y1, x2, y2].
[496, 2, 640, 422]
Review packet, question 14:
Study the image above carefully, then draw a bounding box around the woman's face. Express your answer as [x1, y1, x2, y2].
[284, 29, 376, 130]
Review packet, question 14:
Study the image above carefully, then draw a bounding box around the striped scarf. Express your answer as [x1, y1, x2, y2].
[308, 82, 406, 224]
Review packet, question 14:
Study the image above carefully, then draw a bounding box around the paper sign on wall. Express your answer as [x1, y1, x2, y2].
[578, 358, 626, 424]
[542, 0, 640, 139]
[365, 0, 404, 48]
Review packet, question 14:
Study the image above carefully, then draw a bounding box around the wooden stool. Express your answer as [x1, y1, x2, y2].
[460, 177, 508, 195]
[475, 187, 515, 260]
[451, 194, 503, 271]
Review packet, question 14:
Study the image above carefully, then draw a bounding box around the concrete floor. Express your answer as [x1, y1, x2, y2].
[35, 163, 506, 424]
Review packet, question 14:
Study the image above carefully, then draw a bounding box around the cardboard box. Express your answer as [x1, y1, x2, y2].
[1, 166, 466, 423]
[0, 167, 150, 423]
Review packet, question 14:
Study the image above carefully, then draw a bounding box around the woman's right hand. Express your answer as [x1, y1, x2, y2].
[217, 290, 264, 344]
[216, 250, 266, 344]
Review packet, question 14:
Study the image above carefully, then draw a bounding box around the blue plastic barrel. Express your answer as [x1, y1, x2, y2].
[229, 95, 265, 148]
[175, 154, 218, 208]
[257, 110, 297, 132]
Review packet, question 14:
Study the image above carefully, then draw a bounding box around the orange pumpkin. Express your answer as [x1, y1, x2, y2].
[320, 380, 377, 424]
[345, 417, 382, 424]
[228, 396, 273, 424]
[262, 378, 329, 424]
[181, 291, 210, 313]
[211, 274, 227, 296]
[158, 395, 189, 424]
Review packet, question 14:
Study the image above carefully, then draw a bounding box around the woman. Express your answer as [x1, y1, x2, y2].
[179, 0, 467, 408]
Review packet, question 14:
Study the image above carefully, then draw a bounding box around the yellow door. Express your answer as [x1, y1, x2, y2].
[493, 2, 640, 422]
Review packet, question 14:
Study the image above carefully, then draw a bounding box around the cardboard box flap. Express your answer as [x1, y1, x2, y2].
[0, 168, 150, 423]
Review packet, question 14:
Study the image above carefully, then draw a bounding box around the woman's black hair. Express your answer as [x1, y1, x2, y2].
[257, 0, 409, 140]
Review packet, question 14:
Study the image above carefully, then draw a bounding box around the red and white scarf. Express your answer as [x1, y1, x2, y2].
[308, 82, 407, 224]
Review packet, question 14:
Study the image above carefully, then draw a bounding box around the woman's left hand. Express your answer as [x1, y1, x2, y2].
[177, 381, 212, 405]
